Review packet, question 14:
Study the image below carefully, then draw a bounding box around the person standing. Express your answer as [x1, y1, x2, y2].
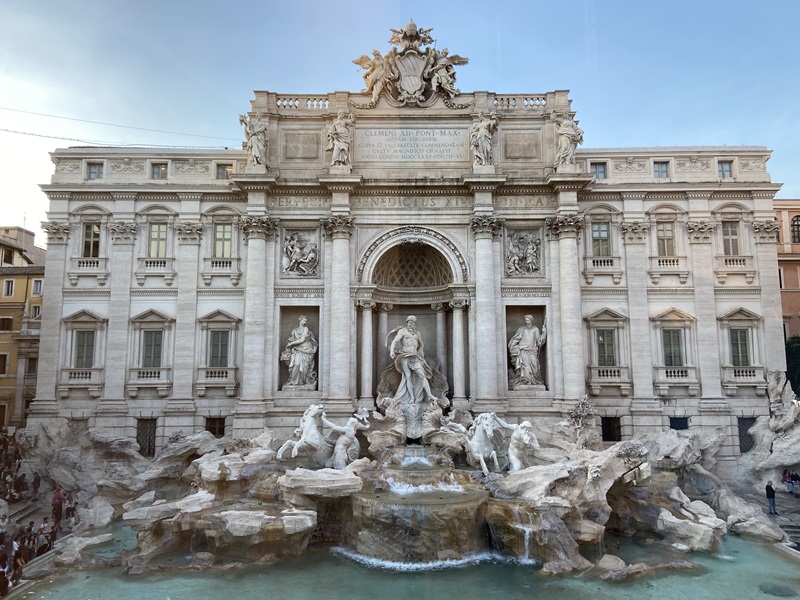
[31, 472, 40, 501]
[766, 480, 778, 515]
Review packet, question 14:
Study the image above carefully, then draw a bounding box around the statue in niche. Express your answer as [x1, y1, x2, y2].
[326, 110, 356, 166]
[423, 48, 468, 99]
[508, 315, 546, 388]
[239, 112, 268, 166]
[281, 316, 318, 390]
[370, 315, 450, 451]
[506, 232, 541, 276]
[494, 416, 540, 472]
[322, 409, 370, 469]
[553, 112, 584, 167]
[352, 49, 397, 103]
[282, 232, 319, 276]
[470, 111, 498, 166]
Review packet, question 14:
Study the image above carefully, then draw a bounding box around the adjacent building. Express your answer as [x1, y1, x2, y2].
[774, 200, 800, 339]
[27, 24, 785, 475]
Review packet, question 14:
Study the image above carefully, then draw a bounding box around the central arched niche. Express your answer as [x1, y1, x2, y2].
[372, 242, 453, 290]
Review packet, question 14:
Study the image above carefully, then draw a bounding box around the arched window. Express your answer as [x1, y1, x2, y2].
[791, 216, 800, 243]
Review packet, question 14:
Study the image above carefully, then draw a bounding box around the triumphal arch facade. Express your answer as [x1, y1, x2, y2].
[30, 22, 784, 473]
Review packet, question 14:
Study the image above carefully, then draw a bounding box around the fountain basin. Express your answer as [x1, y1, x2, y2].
[349, 490, 489, 563]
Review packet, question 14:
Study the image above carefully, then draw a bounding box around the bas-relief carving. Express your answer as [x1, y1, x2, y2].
[52, 158, 80, 173]
[508, 314, 546, 389]
[42, 221, 71, 244]
[552, 112, 584, 167]
[676, 156, 710, 171]
[280, 315, 318, 390]
[326, 110, 356, 166]
[281, 230, 319, 276]
[740, 157, 768, 171]
[110, 158, 145, 173]
[239, 112, 268, 166]
[752, 220, 781, 242]
[620, 221, 649, 243]
[470, 112, 498, 167]
[505, 230, 541, 277]
[174, 159, 210, 173]
[351, 20, 469, 108]
[614, 157, 646, 172]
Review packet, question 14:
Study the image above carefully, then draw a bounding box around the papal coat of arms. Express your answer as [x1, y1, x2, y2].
[352, 20, 469, 108]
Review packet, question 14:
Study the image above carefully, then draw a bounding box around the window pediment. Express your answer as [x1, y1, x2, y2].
[198, 309, 241, 324]
[651, 307, 695, 324]
[585, 308, 627, 323]
[63, 309, 107, 324]
[131, 309, 174, 324]
[718, 307, 761, 326]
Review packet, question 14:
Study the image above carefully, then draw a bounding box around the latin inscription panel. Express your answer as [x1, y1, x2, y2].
[354, 128, 469, 162]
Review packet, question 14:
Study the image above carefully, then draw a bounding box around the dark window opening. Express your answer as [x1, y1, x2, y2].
[669, 417, 689, 430]
[738, 417, 757, 453]
[601, 416, 621, 442]
[137, 418, 157, 458]
[205, 417, 226, 438]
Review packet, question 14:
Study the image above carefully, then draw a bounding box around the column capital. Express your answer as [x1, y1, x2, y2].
[357, 299, 376, 310]
[323, 215, 355, 239]
[42, 221, 71, 244]
[470, 216, 501, 238]
[379, 303, 394, 313]
[240, 216, 279, 242]
[620, 221, 649, 244]
[431, 303, 446, 311]
[175, 221, 204, 245]
[107, 220, 138, 244]
[686, 220, 714, 244]
[545, 214, 584, 238]
[449, 299, 468, 310]
[752, 219, 781, 243]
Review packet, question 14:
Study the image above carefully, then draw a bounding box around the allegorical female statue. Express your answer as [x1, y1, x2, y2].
[508, 315, 546, 388]
[281, 316, 318, 389]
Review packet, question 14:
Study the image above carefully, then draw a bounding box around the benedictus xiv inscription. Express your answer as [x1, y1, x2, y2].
[355, 128, 469, 162]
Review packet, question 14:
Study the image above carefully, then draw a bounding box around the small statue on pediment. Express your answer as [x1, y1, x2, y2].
[553, 112, 584, 168]
[239, 112, 268, 166]
[424, 48, 468, 99]
[388, 19, 434, 51]
[326, 110, 356, 166]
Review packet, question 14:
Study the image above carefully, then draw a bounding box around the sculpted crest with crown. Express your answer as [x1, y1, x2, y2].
[352, 20, 469, 108]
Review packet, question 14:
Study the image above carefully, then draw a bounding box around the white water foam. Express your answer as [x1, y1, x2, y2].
[330, 546, 532, 572]
[399, 456, 434, 467]
[384, 474, 465, 495]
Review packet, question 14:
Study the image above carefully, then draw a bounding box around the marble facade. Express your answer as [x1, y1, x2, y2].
[29, 24, 784, 476]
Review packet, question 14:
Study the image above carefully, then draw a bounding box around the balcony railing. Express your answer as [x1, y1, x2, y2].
[653, 365, 699, 397]
[196, 366, 239, 397]
[714, 255, 755, 284]
[135, 257, 176, 286]
[583, 256, 623, 284]
[202, 257, 242, 286]
[68, 257, 109, 286]
[127, 366, 172, 398]
[648, 255, 689, 284]
[58, 367, 104, 398]
[588, 365, 631, 396]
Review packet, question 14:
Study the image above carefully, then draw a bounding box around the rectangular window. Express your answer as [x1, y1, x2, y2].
[25, 356, 37, 375]
[718, 161, 733, 178]
[662, 328, 684, 367]
[142, 330, 163, 368]
[151, 163, 168, 180]
[136, 418, 157, 458]
[148, 223, 168, 258]
[0, 318, 11, 331]
[209, 331, 229, 368]
[32, 305, 41, 319]
[87, 162, 104, 179]
[591, 222, 610, 257]
[213, 223, 233, 258]
[721, 221, 740, 256]
[653, 161, 669, 178]
[595, 329, 617, 366]
[82, 223, 101, 258]
[2, 249, 12, 264]
[2, 280, 12, 297]
[205, 417, 226, 438]
[730, 328, 750, 367]
[74, 331, 95, 368]
[0, 355, 7, 375]
[738, 417, 757, 453]
[216, 164, 233, 180]
[32, 279, 42, 295]
[656, 222, 675, 257]
[669, 417, 689, 430]
[590, 162, 607, 179]
[601, 416, 622, 442]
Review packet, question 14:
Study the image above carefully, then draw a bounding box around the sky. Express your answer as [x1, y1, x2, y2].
[1, 0, 798, 248]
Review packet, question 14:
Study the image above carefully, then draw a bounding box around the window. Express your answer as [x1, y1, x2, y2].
[718, 160, 733, 178]
[151, 163, 168, 180]
[206, 417, 226, 438]
[214, 223, 233, 258]
[792, 216, 800, 244]
[595, 329, 617, 366]
[2, 280, 13, 297]
[74, 331, 95, 368]
[0, 318, 12, 331]
[656, 221, 675, 257]
[216, 164, 233, 180]
[82, 223, 101, 258]
[601, 417, 622, 442]
[730, 328, 751, 367]
[87, 162, 104, 179]
[32, 279, 42, 295]
[148, 223, 168, 258]
[662, 328, 684, 367]
[1, 249, 12, 264]
[653, 161, 669, 178]
[669, 417, 689, 430]
[721, 221, 740, 256]
[136, 419, 157, 458]
[31, 305, 40, 319]
[209, 330, 229, 367]
[0, 355, 7, 375]
[141, 330, 163, 368]
[25, 357, 37, 375]
[738, 417, 756, 453]
[590, 162, 607, 179]
[591, 222, 610, 256]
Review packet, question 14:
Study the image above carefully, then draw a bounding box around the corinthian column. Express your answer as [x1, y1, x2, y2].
[471, 216, 501, 403]
[545, 214, 585, 400]
[357, 300, 376, 407]
[324, 216, 355, 402]
[449, 299, 468, 408]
